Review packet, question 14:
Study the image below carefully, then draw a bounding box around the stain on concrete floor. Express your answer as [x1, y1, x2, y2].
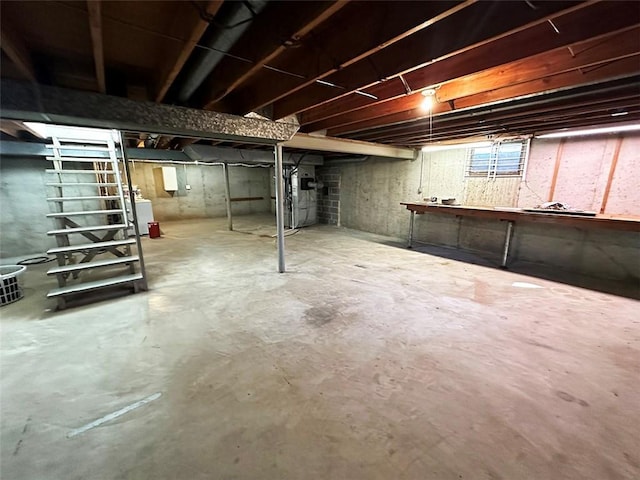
[1, 215, 639, 480]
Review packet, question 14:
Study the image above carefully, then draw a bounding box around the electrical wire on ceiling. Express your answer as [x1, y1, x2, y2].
[190, 0, 256, 29]
[52, 0, 307, 81]
[53, 0, 378, 103]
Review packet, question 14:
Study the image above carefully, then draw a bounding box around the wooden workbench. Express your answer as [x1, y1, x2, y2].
[400, 202, 640, 267]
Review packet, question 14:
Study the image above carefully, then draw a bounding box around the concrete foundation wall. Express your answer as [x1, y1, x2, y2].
[412, 214, 639, 283]
[129, 161, 272, 221]
[0, 156, 273, 258]
[328, 135, 640, 286]
[1, 157, 107, 258]
[0, 157, 55, 258]
[337, 157, 420, 237]
[421, 148, 520, 208]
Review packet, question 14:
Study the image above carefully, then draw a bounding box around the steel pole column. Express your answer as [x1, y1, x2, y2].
[222, 163, 233, 231]
[118, 131, 148, 291]
[407, 210, 416, 248]
[274, 144, 286, 273]
[501, 220, 514, 269]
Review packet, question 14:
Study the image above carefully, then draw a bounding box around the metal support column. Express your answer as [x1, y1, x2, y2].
[407, 211, 416, 248]
[222, 163, 233, 231]
[501, 220, 514, 269]
[118, 132, 148, 291]
[274, 144, 286, 273]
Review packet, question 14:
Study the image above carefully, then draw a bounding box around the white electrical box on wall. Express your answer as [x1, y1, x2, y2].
[160, 166, 178, 191]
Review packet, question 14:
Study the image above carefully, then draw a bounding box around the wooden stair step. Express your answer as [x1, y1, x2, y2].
[47, 224, 128, 235]
[46, 209, 124, 217]
[47, 239, 135, 254]
[47, 273, 143, 298]
[47, 255, 139, 275]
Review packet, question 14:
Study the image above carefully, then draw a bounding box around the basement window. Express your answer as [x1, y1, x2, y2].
[467, 141, 525, 177]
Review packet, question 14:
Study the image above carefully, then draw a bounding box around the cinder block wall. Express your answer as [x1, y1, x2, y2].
[316, 166, 341, 225]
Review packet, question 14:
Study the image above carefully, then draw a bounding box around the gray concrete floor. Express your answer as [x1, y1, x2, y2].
[1, 215, 639, 480]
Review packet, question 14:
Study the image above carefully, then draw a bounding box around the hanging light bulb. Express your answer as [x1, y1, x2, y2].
[420, 88, 436, 112]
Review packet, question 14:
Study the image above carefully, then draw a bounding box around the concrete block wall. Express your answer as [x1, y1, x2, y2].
[316, 166, 341, 225]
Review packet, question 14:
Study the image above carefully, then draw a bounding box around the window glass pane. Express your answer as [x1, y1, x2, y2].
[467, 141, 524, 176]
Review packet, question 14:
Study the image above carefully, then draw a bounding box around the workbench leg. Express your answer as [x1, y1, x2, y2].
[407, 211, 415, 249]
[501, 221, 514, 269]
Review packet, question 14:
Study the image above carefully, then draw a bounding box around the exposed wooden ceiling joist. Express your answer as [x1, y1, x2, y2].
[1, 1, 638, 150]
[299, 2, 640, 129]
[154, 0, 224, 102]
[352, 92, 640, 143]
[270, 0, 587, 119]
[306, 27, 640, 134]
[0, 21, 36, 82]
[329, 57, 640, 137]
[198, 0, 350, 110]
[215, 0, 474, 115]
[348, 82, 640, 145]
[86, 0, 106, 93]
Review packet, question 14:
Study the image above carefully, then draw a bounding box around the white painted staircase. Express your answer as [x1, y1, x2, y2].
[45, 130, 146, 309]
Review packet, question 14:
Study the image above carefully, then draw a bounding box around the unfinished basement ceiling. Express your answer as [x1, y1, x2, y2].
[1, 0, 639, 149]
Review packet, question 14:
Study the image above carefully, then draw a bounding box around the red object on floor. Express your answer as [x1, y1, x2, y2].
[148, 222, 160, 238]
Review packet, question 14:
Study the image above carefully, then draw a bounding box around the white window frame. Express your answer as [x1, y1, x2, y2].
[466, 140, 526, 178]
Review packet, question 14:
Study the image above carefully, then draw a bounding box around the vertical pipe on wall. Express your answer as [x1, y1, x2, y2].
[222, 163, 233, 231]
[274, 144, 286, 273]
[599, 136, 623, 214]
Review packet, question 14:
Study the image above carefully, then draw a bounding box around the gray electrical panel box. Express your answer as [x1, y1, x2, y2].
[285, 165, 317, 228]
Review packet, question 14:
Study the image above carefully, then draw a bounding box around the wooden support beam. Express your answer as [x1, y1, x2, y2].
[368, 109, 640, 146]
[548, 138, 566, 202]
[600, 136, 623, 214]
[298, 4, 640, 130]
[86, 0, 106, 94]
[269, 1, 591, 119]
[328, 56, 640, 136]
[0, 119, 24, 138]
[155, 0, 224, 103]
[283, 133, 415, 159]
[351, 96, 640, 143]
[219, 0, 476, 115]
[435, 28, 640, 103]
[0, 22, 36, 82]
[199, 1, 350, 110]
